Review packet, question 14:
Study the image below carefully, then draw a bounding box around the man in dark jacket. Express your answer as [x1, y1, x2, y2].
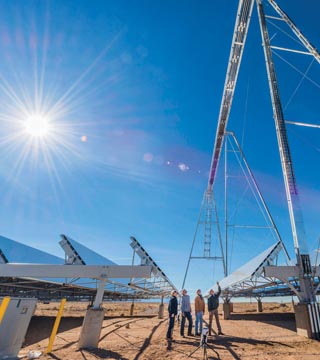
[207, 282, 224, 336]
[166, 290, 178, 340]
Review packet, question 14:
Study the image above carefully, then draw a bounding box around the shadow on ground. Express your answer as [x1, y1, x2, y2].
[24, 316, 84, 346]
[80, 348, 130, 360]
[229, 312, 296, 331]
[172, 333, 293, 360]
[213, 333, 293, 360]
[24, 314, 157, 349]
[133, 319, 166, 360]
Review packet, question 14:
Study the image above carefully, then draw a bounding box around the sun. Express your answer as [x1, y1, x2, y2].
[25, 113, 51, 137]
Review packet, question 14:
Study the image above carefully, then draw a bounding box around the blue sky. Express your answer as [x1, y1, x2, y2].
[0, 0, 319, 295]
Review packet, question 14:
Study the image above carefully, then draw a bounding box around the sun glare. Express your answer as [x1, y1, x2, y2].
[25, 114, 50, 137]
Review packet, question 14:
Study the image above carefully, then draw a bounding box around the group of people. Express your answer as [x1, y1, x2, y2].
[166, 282, 224, 341]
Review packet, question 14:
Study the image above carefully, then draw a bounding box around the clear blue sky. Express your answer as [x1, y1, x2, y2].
[0, 0, 319, 295]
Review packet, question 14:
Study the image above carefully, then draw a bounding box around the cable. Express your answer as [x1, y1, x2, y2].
[241, 80, 250, 150]
[273, 50, 320, 90]
[286, 125, 320, 153]
[266, 18, 303, 47]
[284, 58, 315, 110]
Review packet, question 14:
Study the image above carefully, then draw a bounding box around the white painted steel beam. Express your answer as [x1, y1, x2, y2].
[270, 46, 313, 56]
[0, 264, 152, 280]
[285, 121, 320, 129]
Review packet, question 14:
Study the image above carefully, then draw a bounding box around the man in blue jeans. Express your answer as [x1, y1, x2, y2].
[194, 289, 205, 336]
[180, 289, 193, 337]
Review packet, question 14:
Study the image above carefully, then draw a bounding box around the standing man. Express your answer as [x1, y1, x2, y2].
[180, 289, 193, 337]
[208, 282, 224, 335]
[194, 289, 205, 336]
[166, 290, 178, 340]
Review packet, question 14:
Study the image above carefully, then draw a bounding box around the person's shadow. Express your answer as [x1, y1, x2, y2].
[205, 333, 293, 360]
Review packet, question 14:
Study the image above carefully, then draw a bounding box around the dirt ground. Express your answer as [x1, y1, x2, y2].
[19, 301, 320, 359]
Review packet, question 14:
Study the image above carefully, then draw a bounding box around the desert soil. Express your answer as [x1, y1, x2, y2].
[19, 301, 320, 359]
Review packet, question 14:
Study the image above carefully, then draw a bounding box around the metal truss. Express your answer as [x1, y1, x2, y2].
[184, 0, 255, 289]
[266, 0, 320, 64]
[208, 0, 255, 188]
[0, 235, 178, 302]
[218, 241, 286, 297]
[203, 0, 320, 313]
[129, 236, 179, 297]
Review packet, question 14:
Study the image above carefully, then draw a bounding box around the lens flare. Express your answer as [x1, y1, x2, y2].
[25, 114, 50, 137]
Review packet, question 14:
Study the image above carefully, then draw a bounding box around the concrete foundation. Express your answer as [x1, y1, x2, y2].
[229, 302, 233, 313]
[78, 308, 105, 349]
[257, 300, 263, 313]
[294, 304, 312, 338]
[158, 303, 164, 319]
[223, 303, 232, 320]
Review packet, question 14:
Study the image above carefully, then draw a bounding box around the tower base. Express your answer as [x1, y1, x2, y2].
[294, 303, 320, 340]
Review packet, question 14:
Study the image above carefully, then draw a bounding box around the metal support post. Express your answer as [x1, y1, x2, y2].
[93, 279, 107, 309]
[130, 301, 135, 316]
[158, 296, 165, 319]
[47, 298, 66, 353]
[257, 298, 263, 313]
